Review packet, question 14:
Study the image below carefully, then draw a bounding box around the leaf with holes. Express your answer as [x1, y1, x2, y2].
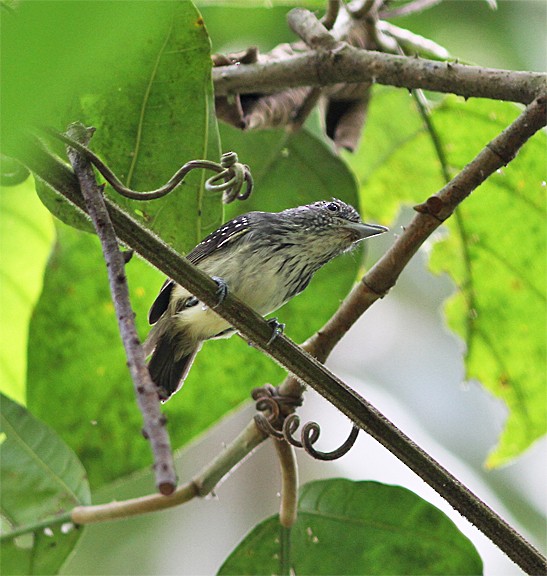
[349, 90, 546, 465]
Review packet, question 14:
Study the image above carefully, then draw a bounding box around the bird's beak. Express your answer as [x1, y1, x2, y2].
[345, 221, 389, 240]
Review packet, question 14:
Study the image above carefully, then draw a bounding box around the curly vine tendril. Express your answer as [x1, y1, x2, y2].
[253, 385, 359, 461]
[43, 125, 253, 204]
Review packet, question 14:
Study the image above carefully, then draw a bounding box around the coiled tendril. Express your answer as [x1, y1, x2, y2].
[45, 126, 253, 204]
[253, 384, 359, 461]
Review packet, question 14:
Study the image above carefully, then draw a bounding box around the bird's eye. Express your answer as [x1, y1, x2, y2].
[326, 202, 339, 212]
[184, 296, 199, 309]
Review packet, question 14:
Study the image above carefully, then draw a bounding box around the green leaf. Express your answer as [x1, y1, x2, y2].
[31, 0, 223, 252]
[0, 178, 55, 405]
[26, 3, 363, 488]
[25, 0, 229, 488]
[219, 478, 483, 575]
[1, 2, 169, 149]
[350, 89, 546, 465]
[428, 99, 547, 467]
[0, 393, 90, 574]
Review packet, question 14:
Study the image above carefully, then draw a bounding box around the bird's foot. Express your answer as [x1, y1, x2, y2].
[266, 318, 285, 346]
[211, 276, 228, 309]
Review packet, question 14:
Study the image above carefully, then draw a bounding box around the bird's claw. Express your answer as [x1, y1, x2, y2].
[212, 276, 228, 309]
[266, 318, 285, 346]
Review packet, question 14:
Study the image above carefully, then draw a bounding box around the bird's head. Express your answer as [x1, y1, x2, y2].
[281, 198, 388, 245]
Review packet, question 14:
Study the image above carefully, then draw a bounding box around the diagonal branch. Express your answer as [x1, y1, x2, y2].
[213, 9, 546, 105]
[288, 94, 547, 377]
[21, 94, 546, 573]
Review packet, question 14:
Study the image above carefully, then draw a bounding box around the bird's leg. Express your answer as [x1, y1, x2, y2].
[186, 277, 228, 312]
[266, 318, 285, 345]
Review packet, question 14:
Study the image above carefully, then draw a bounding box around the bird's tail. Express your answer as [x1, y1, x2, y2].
[146, 330, 201, 402]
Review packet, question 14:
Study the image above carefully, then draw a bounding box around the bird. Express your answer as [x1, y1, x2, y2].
[145, 198, 387, 401]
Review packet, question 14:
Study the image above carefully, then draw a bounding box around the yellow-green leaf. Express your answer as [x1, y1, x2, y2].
[350, 88, 546, 466]
[0, 178, 55, 404]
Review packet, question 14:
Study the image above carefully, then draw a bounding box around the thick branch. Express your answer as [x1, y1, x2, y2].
[22, 95, 546, 574]
[213, 11, 545, 105]
[64, 124, 177, 496]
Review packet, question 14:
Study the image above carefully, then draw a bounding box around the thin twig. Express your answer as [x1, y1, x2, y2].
[379, 0, 443, 19]
[288, 7, 341, 50]
[349, 0, 378, 20]
[70, 419, 266, 524]
[64, 123, 177, 496]
[377, 21, 450, 59]
[71, 483, 196, 524]
[21, 96, 547, 573]
[213, 10, 546, 105]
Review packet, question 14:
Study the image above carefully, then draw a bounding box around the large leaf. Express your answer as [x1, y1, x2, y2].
[0, 178, 55, 405]
[219, 478, 482, 575]
[428, 99, 546, 467]
[0, 394, 90, 575]
[30, 0, 223, 251]
[26, 3, 363, 487]
[348, 89, 546, 465]
[25, 0, 227, 488]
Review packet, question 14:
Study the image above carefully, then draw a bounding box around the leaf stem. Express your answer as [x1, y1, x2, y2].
[279, 525, 292, 576]
[0, 512, 73, 542]
[411, 89, 480, 358]
[272, 439, 299, 529]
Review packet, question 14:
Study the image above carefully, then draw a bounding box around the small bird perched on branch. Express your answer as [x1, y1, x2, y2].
[145, 199, 387, 401]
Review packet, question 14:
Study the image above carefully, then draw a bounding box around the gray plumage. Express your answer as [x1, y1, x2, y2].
[146, 199, 387, 400]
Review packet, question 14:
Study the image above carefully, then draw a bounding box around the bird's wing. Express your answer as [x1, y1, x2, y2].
[148, 214, 258, 324]
[186, 213, 255, 266]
